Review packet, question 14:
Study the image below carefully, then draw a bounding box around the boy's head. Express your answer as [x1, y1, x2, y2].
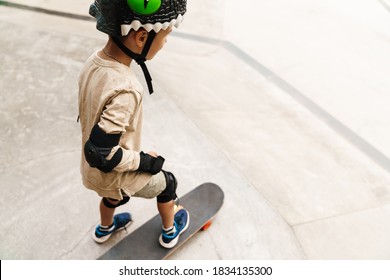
[89, 0, 187, 94]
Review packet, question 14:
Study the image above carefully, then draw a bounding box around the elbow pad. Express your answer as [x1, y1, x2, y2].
[84, 124, 123, 173]
[137, 151, 165, 175]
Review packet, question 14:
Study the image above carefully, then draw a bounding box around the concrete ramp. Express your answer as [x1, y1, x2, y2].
[1, 0, 390, 259]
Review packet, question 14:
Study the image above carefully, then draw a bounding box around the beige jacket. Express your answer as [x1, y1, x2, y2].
[78, 52, 152, 200]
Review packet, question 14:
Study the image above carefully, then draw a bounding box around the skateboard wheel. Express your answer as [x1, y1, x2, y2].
[201, 220, 212, 231]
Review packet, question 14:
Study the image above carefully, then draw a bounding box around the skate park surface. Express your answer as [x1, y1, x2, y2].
[1, 0, 390, 260]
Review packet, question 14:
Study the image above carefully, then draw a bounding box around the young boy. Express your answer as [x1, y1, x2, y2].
[78, 0, 189, 249]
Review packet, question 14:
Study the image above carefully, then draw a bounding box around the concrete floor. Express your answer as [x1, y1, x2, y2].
[1, 0, 390, 260]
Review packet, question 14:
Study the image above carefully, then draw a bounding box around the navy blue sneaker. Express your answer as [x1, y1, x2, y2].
[93, 212, 132, 243]
[159, 208, 190, 248]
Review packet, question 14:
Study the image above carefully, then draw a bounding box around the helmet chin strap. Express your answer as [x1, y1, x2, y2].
[112, 30, 157, 94]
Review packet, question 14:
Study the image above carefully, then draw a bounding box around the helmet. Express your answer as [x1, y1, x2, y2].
[90, 0, 187, 37]
[89, 0, 187, 94]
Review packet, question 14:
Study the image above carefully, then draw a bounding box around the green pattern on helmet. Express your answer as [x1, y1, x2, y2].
[127, 0, 162, 15]
[90, 0, 187, 37]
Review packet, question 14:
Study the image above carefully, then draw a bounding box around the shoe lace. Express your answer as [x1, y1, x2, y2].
[114, 214, 129, 227]
[175, 212, 186, 228]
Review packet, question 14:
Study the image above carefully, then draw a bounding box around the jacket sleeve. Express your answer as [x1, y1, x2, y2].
[98, 91, 141, 173]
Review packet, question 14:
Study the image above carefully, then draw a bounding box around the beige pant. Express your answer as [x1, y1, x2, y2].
[132, 171, 166, 199]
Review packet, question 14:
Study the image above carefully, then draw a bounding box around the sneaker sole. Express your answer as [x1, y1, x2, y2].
[159, 213, 190, 249]
[93, 220, 133, 244]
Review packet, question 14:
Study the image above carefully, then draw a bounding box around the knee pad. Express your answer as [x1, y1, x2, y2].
[102, 196, 130, 209]
[157, 171, 178, 203]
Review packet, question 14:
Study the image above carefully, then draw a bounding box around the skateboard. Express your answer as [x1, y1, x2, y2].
[98, 182, 224, 260]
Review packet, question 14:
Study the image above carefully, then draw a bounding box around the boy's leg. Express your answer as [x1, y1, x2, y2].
[133, 171, 176, 228]
[133, 171, 189, 248]
[156, 170, 178, 228]
[157, 200, 175, 229]
[157, 171, 189, 248]
[133, 171, 176, 227]
[93, 196, 132, 243]
[100, 198, 119, 226]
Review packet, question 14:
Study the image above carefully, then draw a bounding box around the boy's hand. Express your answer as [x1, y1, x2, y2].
[147, 151, 158, 158]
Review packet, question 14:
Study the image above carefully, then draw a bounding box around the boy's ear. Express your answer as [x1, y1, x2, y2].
[135, 30, 148, 48]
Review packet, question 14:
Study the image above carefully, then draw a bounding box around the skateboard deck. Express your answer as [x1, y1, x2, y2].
[98, 182, 224, 260]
